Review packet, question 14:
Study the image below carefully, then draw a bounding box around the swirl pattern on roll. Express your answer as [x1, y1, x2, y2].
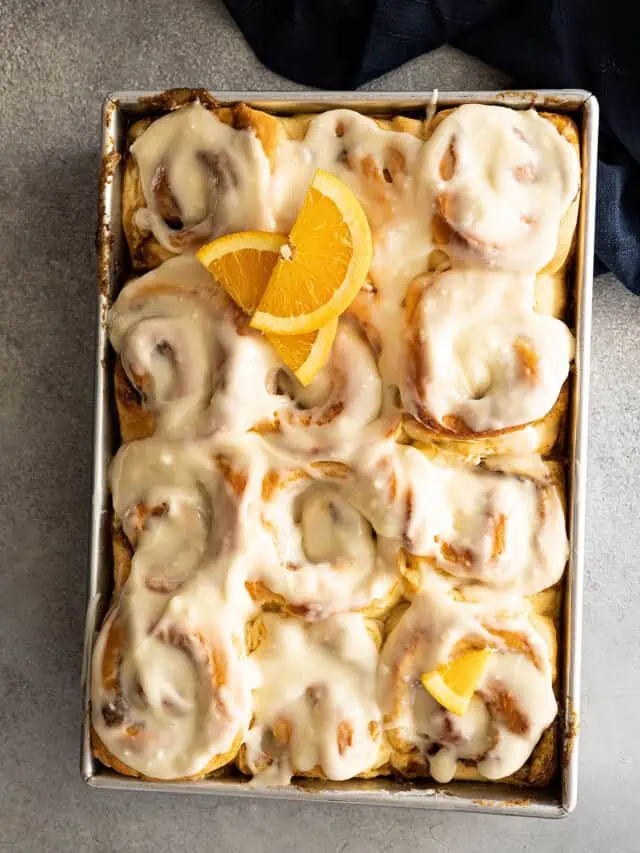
[110, 260, 385, 454]
[378, 592, 557, 782]
[246, 461, 401, 619]
[131, 103, 275, 252]
[91, 590, 251, 780]
[257, 321, 385, 455]
[423, 104, 580, 273]
[110, 256, 283, 439]
[348, 442, 568, 596]
[92, 437, 260, 779]
[404, 270, 574, 437]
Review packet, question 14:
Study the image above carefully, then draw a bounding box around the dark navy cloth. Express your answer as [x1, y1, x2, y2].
[223, 0, 640, 292]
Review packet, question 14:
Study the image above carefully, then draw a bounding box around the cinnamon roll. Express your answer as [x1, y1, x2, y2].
[271, 109, 425, 234]
[403, 269, 574, 447]
[110, 256, 282, 441]
[347, 441, 567, 597]
[111, 260, 385, 452]
[109, 436, 251, 598]
[92, 436, 262, 779]
[257, 320, 386, 456]
[399, 451, 568, 597]
[246, 459, 402, 620]
[238, 613, 388, 782]
[423, 105, 580, 275]
[92, 590, 250, 780]
[123, 102, 278, 268]
[379, 592, 557, 783]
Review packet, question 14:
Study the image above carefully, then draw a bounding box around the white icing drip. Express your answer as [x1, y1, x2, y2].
[424, 90, 439, 135]
[351, 213, 435, 397]
[378, 592, 557, 782]
[406, 270, 575, 433]
[132, 102, 274, 251]
[422, 104, 580, 272]
[244, 614, 385, 781]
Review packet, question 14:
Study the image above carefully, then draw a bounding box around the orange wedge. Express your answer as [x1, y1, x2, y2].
[421, 649, 493, 716]
[196, 231, 337, 385]
[269, 319, 338, 386]
[250, 170, 373, 335]
[196, 231, 288, 315]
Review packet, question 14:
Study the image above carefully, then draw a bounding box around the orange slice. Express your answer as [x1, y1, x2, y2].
[196, 230, 337, 385]
[421, 649, 493, 716]
[269, 319, 338, 386]
[196, 231, 288, 315]
[250, 170, 373, 335]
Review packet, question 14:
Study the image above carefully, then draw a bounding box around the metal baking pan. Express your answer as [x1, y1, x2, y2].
[82, 89, 598, 817]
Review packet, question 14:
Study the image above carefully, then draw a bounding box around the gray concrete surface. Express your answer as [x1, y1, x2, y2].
[1, 1, 639, 851]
